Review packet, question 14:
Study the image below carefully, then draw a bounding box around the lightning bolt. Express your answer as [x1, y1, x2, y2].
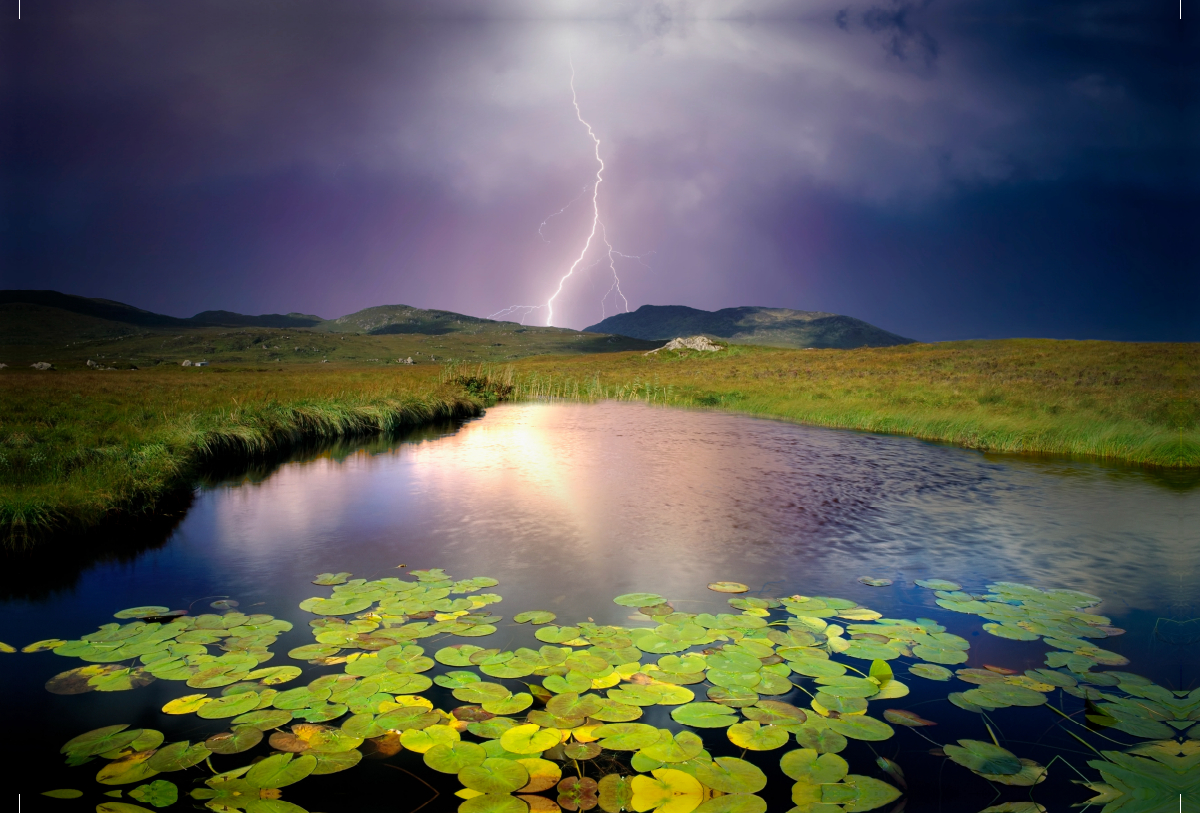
[492, 63, 644, 329]
[545, 61, 627, 328]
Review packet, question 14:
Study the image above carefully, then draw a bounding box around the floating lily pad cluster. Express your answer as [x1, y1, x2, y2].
[21, 572, 1197, 812]
[36, 602, 293, 698]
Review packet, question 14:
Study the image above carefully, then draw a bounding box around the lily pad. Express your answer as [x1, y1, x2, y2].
[41, 790, 84, 799]
[128, 779, 178, 807]
[708, 582, 750, 593]
[426, 741, 488, 773]
[915, 579, 961, 590]
[62, 725, 142, 758]
[205, 726, 263, 754]
[245, 752, 317, 788]
[694, 757, 768, 794]
[312, 749, 363, 775]
[693, 796, 768, 813]
[613, 593, 666, 607]
[672, 702, 739, 728]
[883, 709, 936, 727]
[198, 691, 261, 719]
[500, 724, 562, 754]
[313, 572, 352, 585]
[514, 611, 557, 625]
[944, 739, 1021, 775]
[147, 741, 210, 772]
[114, 606, 171, 619]
[824, 715, 894, 741]
[908, 663, 953, 681]
[630, 768, 704, 811]
[857, 577, 893, 587]
[592, 724, 662, 751]
[780, 748, 849, 783]
[727, 721, 789, 751]
[459, 758, 530, 793]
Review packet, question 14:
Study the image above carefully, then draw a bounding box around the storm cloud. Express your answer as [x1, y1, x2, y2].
[3, 0, 1196, 340]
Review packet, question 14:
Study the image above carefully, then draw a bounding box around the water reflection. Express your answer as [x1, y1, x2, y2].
[205, 401, 1196, 617]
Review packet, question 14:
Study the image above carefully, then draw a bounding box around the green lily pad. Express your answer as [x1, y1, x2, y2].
[454, 682, 512, 704]
[913, 644, 969, 665]
[425, 741, 488, 773]
[672, 702, 739, 728]
[983, 623, 1041, 641]
[500, 724, 561, 754]
[204, 726, 263, 754]
[789, 659, 846, 678]
[707, 686, 759, 708]
[96, 804, 155, 813]
[128, 779, 178, 807]
[780, 748, 849, 783]
[793, 722, 848, 754]
[592, 723, 662, 751]
[535, 626, 582, 644]
[436, 645, 485, 666]
[312, 749, 363, 775]
[459, 758, 531, 794]
[614, 592, 666, 606]
[693, 757, 768, 794]
[908, 663, 953, 681]
[546, 692, 604, 718]
[973, 684, 1048, 707]
[727, 721, 789, 751]
[824, 715, 894, 741]
[302, 596, 374, 616]
[147, 741, 210, 772]
[287, 643, 342, 660]
[857, 577, 893, 587]
[944, 739, 1021, 775]
[708, 582, 750, 593]
[514, 611, 557, 625]
[313, 572, 352, 585]
[915, 579, 961, 590]
[246, 666, 303, 685]
[62, 725, 141, 758]
[468, 718, 519, 739]
[41, 789, 83, 799]
[640, 730, 705, 763]
[245, 752, 317, 788]
[197, 691, 261, 719]
[483, 693, 533, 715]
[743, 700, 807, 727]
[114, 606, 171, 619]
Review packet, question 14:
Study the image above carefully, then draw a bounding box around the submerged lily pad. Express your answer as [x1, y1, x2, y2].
[857, 577, 893, 587]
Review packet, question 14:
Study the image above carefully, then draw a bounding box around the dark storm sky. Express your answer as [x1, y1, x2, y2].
[3, 0, 1197, 340]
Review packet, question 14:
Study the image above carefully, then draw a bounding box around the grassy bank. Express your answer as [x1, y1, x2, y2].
[4, 338, 1196, 546]
[1, 366, 483, 546]
[485, 338, 1198, 467]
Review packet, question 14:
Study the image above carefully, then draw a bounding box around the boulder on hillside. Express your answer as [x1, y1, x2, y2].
[646, 336, 726, 354]
[31, 362, 54, 370]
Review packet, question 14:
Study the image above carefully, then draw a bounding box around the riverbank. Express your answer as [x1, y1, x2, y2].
[492, 338, 1198, 468]
[1, 367, 483, 546]
[4, 338, 1195, 546]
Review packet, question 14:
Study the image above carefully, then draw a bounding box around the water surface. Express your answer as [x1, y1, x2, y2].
[4, 402, 1197, 811]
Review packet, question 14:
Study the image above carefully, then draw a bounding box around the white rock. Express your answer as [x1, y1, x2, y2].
[645, 336, 725, 355]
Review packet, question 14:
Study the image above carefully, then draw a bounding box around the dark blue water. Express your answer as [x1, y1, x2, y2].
[3, 402, 1197, 812]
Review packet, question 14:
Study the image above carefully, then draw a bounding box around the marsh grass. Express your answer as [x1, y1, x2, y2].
[1, 366, 482, 545]
[4, 339, 1195, 546]
[462, 338, 1198, 467]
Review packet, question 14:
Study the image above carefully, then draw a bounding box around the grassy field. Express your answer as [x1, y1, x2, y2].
[3, 338, 1196, 547]
[488, 339, 1199, 468]
[0, 366, 484, 546]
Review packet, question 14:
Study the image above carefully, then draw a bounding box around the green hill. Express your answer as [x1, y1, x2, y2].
[585, 305, 916, 349]
[0, 291, 657, 367]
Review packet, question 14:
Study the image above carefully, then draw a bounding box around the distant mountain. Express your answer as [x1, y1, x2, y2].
[0, 291, 323, 329]
[313, 305, 494, 336]
[585, 305, 916, 349]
